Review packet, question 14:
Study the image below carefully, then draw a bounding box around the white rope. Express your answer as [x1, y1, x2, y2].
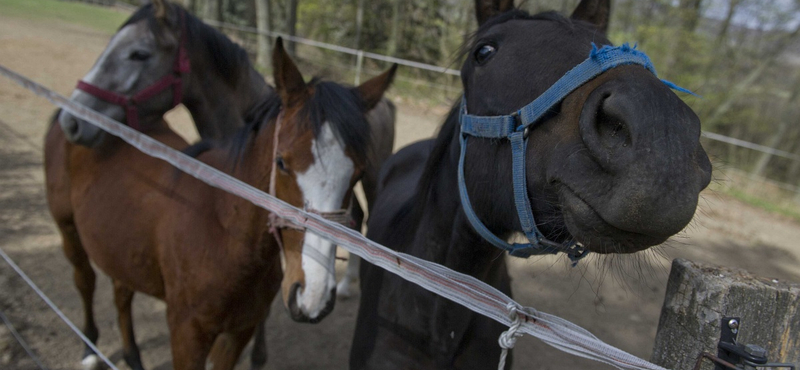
[497, 302, 523, 370]
[0, 246, 119, 370]
[0, 63, 669, 370]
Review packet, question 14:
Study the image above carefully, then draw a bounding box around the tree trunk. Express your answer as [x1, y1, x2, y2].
[751, 77, 800, 177]
[285, 0, 299, 56]
[204, 0, 223, 23]
[652, 259, 800, 370]
[715, 0, 742, 46]
[619, 0, 636, 34]
[706, 22, 800, 127]
[386, 0, 401, 56]
[751, 119, 790, 178]
[255, 0, 272, 69]
[638, 0, 666, 49]
[354, 0, 365, 50]
[184, 0, 197, 13]
[678, 0, 703, 33]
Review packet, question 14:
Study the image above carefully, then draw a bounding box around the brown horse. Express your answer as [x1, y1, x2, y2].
[45, 34, 396, 370]
[44, 2, 395, 367]
[49, 0, 394, 302]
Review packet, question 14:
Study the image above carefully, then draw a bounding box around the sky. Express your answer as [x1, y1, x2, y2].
[702, 0, 800, 31]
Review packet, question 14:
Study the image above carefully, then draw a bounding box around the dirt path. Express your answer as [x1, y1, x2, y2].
[1, 10, 799, 370]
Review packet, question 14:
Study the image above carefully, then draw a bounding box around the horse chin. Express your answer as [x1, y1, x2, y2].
[558, 186, 670, 254]
[285, 282, 337, 324]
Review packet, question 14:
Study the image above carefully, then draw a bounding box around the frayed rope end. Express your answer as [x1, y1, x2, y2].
[661, 79, 701, 97]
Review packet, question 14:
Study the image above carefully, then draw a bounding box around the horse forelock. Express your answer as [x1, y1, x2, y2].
[186, 77, 370, 172]
[301, 79, 371, 167]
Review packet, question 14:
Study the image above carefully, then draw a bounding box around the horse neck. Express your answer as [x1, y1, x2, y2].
[411, 133, 510, 285]
[183, 53, 274, 141]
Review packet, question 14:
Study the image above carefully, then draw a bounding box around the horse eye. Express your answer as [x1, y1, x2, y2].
[276, 156, 288, 172]
[474, 44, 497, 65]
[129, 50, 151, 62]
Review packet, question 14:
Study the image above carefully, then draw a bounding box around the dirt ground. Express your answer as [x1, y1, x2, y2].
[1, 10, 799, 370]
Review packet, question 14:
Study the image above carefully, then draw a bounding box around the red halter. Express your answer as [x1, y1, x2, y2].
[76, 12, 191, 131]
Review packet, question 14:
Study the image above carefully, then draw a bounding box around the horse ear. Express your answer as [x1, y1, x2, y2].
[571, 0, 611, 34]
[272, 37, 307, 105]
[152, 0, 170, 21]
[475, 0, 515, 26]
[355, 64, 398, 111]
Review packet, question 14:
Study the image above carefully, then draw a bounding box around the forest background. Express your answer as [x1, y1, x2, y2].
[70, 0, 800, 218]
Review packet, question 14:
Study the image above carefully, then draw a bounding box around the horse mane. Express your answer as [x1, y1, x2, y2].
[184, 78, 370, 170]
[384, 101, 461, 245]
[123, 4, 252, 89]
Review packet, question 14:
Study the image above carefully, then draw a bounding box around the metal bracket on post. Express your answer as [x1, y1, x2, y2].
[716, 317, 744, 369]
[701, 317, 797, 370]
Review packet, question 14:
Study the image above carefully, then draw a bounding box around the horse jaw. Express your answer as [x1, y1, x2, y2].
[292, 122, 353, 321]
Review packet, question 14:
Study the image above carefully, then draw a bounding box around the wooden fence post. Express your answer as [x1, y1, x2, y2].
[651, 258, 799, 370]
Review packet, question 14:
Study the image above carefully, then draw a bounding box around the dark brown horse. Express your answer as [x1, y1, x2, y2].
[45, 34, 395, 370]
[351, 0, 712, 369]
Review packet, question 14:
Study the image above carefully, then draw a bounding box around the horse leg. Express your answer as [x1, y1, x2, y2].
[207, 328, 256, 370]
[249, 320, 267, 370]
[169, 316, 215, 370]
[59, 223, 101, 370]
[337, 196, 364, 299]
[248, 270, 281, 370]
[338, 253, 361, 299]
[113, 280, 144, 370]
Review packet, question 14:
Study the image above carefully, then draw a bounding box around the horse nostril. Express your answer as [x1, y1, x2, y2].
[595, 105, 630, 149]
[287, 282, 310, 323]
[595, 96, 631, 150]
[65, 118, 80, 136]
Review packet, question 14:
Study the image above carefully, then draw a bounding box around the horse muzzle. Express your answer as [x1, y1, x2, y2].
[58, 110, 106, 147]
[286, 282, 337, 324]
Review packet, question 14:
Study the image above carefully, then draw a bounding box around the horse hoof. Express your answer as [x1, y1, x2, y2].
[81, 354, 101, 370]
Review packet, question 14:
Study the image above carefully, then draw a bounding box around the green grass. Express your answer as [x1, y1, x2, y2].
[723, 187, 800, 223]
[0, 0, 129, 34]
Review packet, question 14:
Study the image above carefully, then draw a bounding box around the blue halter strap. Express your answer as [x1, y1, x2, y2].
[458, 43, 694, 265]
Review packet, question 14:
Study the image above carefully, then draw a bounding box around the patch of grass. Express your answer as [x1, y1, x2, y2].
[0, 0, 129, 34]
[723, 187, 800, 223]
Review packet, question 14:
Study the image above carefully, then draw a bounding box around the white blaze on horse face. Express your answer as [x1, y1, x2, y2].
[294, 122, 354, 319]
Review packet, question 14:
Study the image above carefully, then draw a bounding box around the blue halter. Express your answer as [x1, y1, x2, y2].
[458, 43, 694, 265]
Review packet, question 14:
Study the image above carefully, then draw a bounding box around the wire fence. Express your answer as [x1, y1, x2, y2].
[0, 62, 672, 370]
[0, 246, 119, 370]
[3, 2, 800, 366]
